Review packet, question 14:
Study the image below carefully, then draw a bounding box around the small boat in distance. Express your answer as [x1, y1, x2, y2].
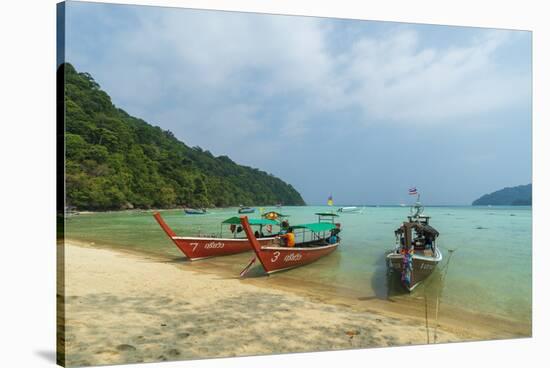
[184, 208, 207, 215]
[337, 206, 362, 213]
[153, 212, 280, 260]
[239, 212, 341, 276]
[386, 201, 442, 291]
[238, 206, 255, 214]
[65, 205, 80, 216]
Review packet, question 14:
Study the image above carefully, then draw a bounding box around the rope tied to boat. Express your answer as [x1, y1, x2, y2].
[432, 248, 457, 343]
[239, 257, 256, 278]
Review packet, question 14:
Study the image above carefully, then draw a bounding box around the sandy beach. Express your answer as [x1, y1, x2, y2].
[58, 241, 530, 367]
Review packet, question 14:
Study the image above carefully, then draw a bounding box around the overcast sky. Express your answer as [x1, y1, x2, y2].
[64, 1, 532, 205]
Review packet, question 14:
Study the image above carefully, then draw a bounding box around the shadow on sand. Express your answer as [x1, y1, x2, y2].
[162, 256, 191, 264]
[362, 252, 409, 301]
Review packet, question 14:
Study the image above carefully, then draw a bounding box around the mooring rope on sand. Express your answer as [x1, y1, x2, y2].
[433, 248, 456, 343]
[422, 247, 457, 344]
[424, 294, 430, 344]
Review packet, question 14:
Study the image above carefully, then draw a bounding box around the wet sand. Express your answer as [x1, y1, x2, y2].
[58, 241, 531, 367]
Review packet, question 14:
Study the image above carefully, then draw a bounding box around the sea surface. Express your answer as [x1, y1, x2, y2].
[65, 205, 532, 326]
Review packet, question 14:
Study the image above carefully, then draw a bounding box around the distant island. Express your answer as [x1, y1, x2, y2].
[62, 63, 305, 210]
[472, 184, 532, 206]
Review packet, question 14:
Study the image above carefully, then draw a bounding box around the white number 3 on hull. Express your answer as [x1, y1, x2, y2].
[271, 251, 280, 262]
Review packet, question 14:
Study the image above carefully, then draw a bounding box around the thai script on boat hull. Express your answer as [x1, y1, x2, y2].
[204, 241, 225, 249]
[420, 263, 435, 270]
[284, 253, 303, 262]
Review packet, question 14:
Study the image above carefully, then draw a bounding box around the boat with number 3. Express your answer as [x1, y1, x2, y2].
[239, 212, 342, 276]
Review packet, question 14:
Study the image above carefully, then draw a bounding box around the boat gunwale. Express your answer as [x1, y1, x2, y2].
[386, 247, 443, 263]
[260, 242, 340, 252]
[172, 236, 278, 241]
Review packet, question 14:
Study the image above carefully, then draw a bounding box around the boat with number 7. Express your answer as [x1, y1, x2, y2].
[153, 212, 283, 260]
[239, 212, 342, 276]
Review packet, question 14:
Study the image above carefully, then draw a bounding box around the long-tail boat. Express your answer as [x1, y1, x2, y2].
[184, 208, 207, 215]
[239, 212, 342, 276]
[386, 201, 442, 291]
[238, 206, 255, 214]
[153, 212, 280, 260]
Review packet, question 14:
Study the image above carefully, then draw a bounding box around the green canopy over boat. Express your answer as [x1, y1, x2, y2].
[314, 212, 339, 217]
[222, 217, 278, 226]
[290, 222, 336, 233]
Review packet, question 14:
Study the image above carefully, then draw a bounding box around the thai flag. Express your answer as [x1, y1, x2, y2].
[408, 187, 418, 195]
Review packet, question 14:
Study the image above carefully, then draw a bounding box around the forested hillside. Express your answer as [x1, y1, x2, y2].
[62, 63, 305, 210]
[472, 184, 532, 206]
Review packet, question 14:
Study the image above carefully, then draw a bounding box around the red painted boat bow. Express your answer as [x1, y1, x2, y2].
[240, 215, 271, 271]
[153, 212, 177, 238]
[153, 212, 192, 258]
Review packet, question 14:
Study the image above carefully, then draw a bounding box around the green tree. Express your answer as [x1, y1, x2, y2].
[62, 63, 306, 210]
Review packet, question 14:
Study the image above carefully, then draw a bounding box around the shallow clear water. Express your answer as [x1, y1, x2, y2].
[65, 205, 532, 324]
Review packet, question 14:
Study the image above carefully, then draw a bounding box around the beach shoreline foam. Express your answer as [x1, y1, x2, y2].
[59, 240, 531, 367]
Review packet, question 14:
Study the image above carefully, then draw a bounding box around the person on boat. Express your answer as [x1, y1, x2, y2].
[414, 233, 426, 249]
[327, 227, 340, 244]
[425, 236, 433, 250]
[279, 228, 295, 247]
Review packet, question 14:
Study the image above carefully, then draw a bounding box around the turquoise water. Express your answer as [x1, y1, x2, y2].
[65, 205, 532, 324]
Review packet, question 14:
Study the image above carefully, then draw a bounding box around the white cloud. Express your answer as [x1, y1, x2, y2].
[340, 29, 529, 122]
[68, 6, 530, 148]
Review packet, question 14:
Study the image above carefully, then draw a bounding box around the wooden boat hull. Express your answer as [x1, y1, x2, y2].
[240, 216, 339, 275]
[256, 244, 338, 274]
[153, 212, 274, 260]
[386, 248, 442, 291]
